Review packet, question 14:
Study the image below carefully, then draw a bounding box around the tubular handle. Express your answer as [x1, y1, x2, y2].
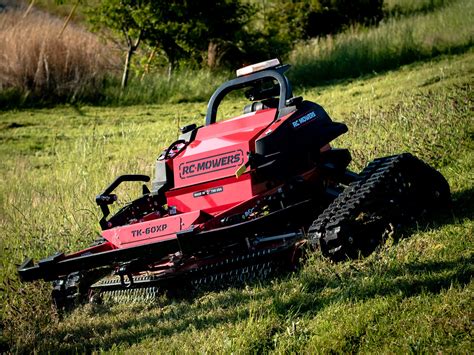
[205, 66, 293, 126]
[100, 174, 150, 197]
[96, 174, 150, 230]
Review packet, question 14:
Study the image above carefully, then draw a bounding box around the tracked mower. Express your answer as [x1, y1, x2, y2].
[18, 59, 450, 308]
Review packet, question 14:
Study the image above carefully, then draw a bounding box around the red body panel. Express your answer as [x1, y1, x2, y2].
[167, 174, 262, 215]
[101, 210, 202, 248]
[172, 109, 276, 189]
[101, 108, 289, 249]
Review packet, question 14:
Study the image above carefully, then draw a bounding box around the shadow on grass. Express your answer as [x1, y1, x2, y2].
[450, 187, 474, 221]
[271, 186, 474, 315]
[40, 187, 472, 353]
[289, 42, 474, 91]
[52, 251, 470, 353]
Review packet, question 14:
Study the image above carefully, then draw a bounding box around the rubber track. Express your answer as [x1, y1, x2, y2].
[309, 153, 449, 260]
[310, 154, 402, 233]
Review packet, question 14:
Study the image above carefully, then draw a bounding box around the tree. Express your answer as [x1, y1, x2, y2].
[87, 0, 149, 88]
[307, 0, 384, 37]
[87, 0, 385, 85]
[196, 0, 252, 69]
[251, 0, 384, 48]
[142, 0, 251, 71]
[139, 1, 202, 76]
[87, 0, 252, 84]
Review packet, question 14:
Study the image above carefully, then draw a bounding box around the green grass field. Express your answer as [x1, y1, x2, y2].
[1, 47, 472, 352]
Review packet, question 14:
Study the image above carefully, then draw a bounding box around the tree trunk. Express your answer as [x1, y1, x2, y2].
[207, 41, 218, 69]
[121, 46, 133, 89]
[165, 52, 175, 82]
[141, 48, 156, 81]
[207, 40, 231, 69]
[167, 62, 172, 82]
[121, 30, 142, 89]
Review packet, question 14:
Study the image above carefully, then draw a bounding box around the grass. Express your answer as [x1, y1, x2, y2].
[0, 47, 473, 352]
[1, 0, 473, 108]
[289, 0, 473, 86]
[0, 7, 117, 108]
[383, 0, 454, 16]
[101, 69, 231, 106]
[0, 4, 230, 109]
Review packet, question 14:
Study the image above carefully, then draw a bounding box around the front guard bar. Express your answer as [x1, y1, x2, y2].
[17, 238, 180, 282]
[96, 174, 150, 230]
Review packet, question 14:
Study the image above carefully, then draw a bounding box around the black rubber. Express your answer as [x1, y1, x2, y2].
[309, 153, 450, 261]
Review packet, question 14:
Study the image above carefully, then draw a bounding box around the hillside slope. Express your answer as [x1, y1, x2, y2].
[1, 50, 473, 353]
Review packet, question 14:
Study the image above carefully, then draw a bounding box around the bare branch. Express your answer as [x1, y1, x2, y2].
[132, 29, 143, 51]
[58, 0, 80, 38]
[23, 0, 36, 18]
[122, 27, 132, 48]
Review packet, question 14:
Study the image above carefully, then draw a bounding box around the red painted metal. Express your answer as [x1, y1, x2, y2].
[167, 174, 259, 214]
[172, 108, 276, 188]
[98, 108, 282, 249]
[97, 105, 311, 250]
[101, 210, 202, 248]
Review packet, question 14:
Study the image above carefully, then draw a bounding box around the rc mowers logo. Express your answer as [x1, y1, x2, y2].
[179, 150, 244, 179]
[291, 111, 317, 129]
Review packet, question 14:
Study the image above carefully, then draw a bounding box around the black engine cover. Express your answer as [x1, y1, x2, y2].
[254, 101, 348, 178]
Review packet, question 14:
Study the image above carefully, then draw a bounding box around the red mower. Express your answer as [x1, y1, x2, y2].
[18, 59, 450, 308]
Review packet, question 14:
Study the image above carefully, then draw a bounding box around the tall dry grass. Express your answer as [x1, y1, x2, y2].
[0, 8, 118, 106]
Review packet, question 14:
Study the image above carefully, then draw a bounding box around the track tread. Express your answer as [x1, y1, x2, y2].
[309, 153, 450, 261]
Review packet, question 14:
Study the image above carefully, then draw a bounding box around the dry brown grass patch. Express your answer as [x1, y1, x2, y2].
[0, 7, 118, 103]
